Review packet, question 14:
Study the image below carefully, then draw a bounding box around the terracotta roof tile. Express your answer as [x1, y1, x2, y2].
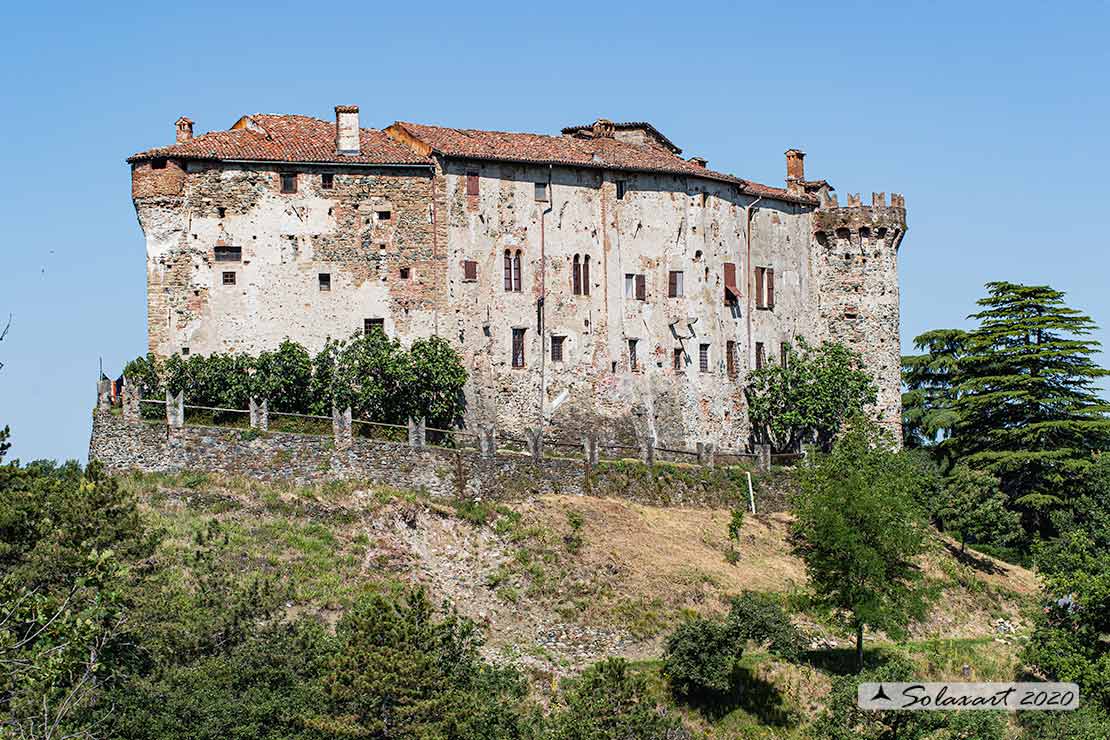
[127, 114, 429, 166]
[560, 120, 682, 153]
[390, 121, 812, 204]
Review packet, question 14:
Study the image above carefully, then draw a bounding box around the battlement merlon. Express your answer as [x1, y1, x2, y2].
[812, 191, 907, 252]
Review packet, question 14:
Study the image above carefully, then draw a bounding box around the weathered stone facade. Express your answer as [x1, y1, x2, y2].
[129, 109, 905, 448]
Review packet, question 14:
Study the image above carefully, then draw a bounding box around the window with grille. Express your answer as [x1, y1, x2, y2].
[222, 271, 236, 286]
[551, 335, 565, 362]
[365, 318, 385, 336]
[280, 173, 297, 193]
[699, 344, 709, 373]
[512, 328, 526, 367]
[319, 273, 331, 291]
[668, 270, 684, 298]
[214, 246, 242, 262]
[463, 260, 478, 282]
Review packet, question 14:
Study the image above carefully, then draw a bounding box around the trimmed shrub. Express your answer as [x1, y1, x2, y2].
[662, 617, 741, 702]
[725, 591, 807, 662]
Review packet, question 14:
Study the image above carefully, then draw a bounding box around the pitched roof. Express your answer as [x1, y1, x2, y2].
[389, 121, 812, 204]
[127, 114, 430, 166]
[560, 120, 682, 154]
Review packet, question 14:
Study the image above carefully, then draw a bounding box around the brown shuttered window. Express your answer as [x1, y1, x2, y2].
[504, 250, 513, 291]
[766, 268, 775, 308]
[755, 341, 766, 370]
[726, 340, 737, 377]
[754, 266, 765, 308]
[572, 255, 582, 295]
[668, 270, 683, 298]
[635, 274, 646, 301]
[466, 171, 479, 196]
[582, 255, 590, 295]
[551, 335, 565, 362]
[512, 328, 526, 367]
[723, 262, 739, 302]
[463, 260, 478, 281]
[699, 344, 710, 373]
[512, 250, 522, 292]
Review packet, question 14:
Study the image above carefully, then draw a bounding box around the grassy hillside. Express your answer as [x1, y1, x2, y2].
[115, 469, 1037, 736]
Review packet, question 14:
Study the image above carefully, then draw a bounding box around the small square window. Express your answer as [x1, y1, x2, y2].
[463, 260, 478, 281]
[214, 245, 242, 262]
[321, 173, 334, 189]
[377, 210, 391, 221]
[222, 271, 236, 286]
[551, 335, 565, 362]
[280, 173, 297, 193]
[181, 346, 190, 356]
[217, 206, 226, 218]
[365, 318, 385, 336]
[616, 180, 627, 200]
[535, 182, 549, 202]
[673, 347, 684, 372]
[699, 344, 710, 373]
[319, 273, 331, 291]
[400, 267, 410, 279]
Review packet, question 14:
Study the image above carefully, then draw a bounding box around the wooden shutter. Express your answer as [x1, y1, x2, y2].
[463, 260, 477, 281]
[635, 274, 646, 301]
[504, 251, 512, 291]
[723, 262, 739, 301]
[466, 172, 479, 196]
[513, 251, 522, 292]
[754, 267, 765, 308]
[572, 255, 581, 295]
[582, 256, 590, 296]
[668, 271, 678, 297]
[766, 268, 775, 308]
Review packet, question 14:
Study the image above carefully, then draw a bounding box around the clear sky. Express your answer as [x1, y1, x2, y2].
[1, 0, 1107, 462]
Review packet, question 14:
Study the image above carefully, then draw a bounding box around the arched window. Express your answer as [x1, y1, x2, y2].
[512, 250, 522, 292]
[582, 255, 590, 296]
[572, 255, 582, 295]
[504, 250, 513, 292]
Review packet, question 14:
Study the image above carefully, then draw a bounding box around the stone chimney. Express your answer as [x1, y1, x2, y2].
[175, 116, 194, 143]
[785, 149, 805, 183]
[688, 156, 708, 169]
[591, 118, 615, 139]
[335, 105, 360, 155]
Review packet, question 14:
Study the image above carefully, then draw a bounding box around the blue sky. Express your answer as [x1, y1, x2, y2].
[1, 0, 1107, 462]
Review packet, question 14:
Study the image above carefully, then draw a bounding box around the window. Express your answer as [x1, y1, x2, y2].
[513, 250, 522, 292]
[399, 267, 410, 279]
[624, 274, 635, 298]
[377, 210, 391, 221]
[466, 171, 479, 196]
[504, 250, 522, 292]
[151, 158, 167, 170]
[365, 318, 385, 336]
[635, 274, 646, 301]
[755, 266, 775, 309]
[723, 262, 739, 302]
[222, 271, 236, 286]
[628, 339, 639, 371]
[755, 342, 766, 370]
[726, 340, 737, 377]
[582, 255, 590, 295]
[535, 182, 548, 202]
[512, 328, 526, 368]
[780, 342, 790, 368]
[668, 270, 684, 298]
[217, 206, 226, 218]
[766, 268, 775, 308]
[551, 335, 565, 362]
[699, 344, 710, 373]
[280, 173, 297, 193]
[319, 273, 331, 291]
[616, 180, 627, 200]
[754, 267, 765, 308]
[572, 255, 582, 295]
[181, 347, 189, 356]
[214, 245, 242, 262]
[321, 173, 334, 189]
[673, 347, 685, 372]
[463, 260, 478, 281]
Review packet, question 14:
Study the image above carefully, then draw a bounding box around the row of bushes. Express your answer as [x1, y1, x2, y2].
[124, 332, 467, 429]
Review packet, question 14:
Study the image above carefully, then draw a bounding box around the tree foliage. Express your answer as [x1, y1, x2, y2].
[938, 466, 1021, 555]
[901, 328, 967, 448]
[792, 417, 933, 671]
[662, 617, 741, 702]
[745, 337, 877, 452]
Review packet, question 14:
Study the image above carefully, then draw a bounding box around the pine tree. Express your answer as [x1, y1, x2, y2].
[901, 328, 967, 448]
[943, 282, 1110, 531]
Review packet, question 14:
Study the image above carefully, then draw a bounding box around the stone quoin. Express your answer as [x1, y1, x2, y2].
[128, 108, 906, 448]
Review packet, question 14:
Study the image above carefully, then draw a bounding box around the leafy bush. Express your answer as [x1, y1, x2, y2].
[725, 591, 807, 662]
[545, 657, 686, 739]
[662, 617, 741, 702]
[810, 656, 943, 740]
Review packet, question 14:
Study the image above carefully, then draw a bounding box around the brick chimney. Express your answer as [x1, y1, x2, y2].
[335, 105, 360, 155]
[175, 116, 194, 143]
[785, 149, 805, 183]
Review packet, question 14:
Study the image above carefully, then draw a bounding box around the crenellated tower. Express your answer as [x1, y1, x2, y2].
[812, 190, 907, 442]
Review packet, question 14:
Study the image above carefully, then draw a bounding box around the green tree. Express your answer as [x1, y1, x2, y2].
[0, 426, 8, 462]
[792, 417, 933, 671]
[901, 328, 967, 449]
[407, 335, 468, 428]
[252, 339, 312, 413]
[943, 282, 1110, 532]
[938, 466, 1021, 554]
[745, 337, 877, 452]
[662, 617, 740, 702]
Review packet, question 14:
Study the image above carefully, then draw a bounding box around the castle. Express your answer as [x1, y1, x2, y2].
[128, 107, 905, 448]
